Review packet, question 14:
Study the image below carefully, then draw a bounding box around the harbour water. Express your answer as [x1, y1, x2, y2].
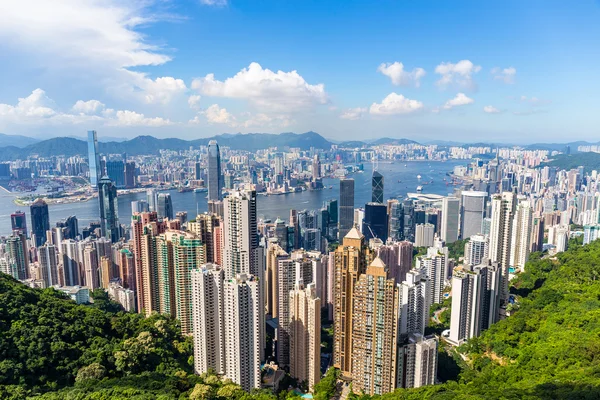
[0, 160, 465, 236]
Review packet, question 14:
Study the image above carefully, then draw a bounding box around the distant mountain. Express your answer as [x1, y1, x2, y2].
[370, 137, 418, 146]
[0, 133, 40, 148]
[526, 141, 597, 152]
[541, 152, 600, 171]
[0, 131, 334, 161]
[338, 140, 368, 148]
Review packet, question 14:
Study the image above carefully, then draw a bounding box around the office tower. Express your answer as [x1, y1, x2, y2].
[194, 160, 202, 180]
[277, 258, 296, 367]
[289, 281, 321, 392]
[398, 334, 438, 389]
[488, 192, 516, 303]
[223, 190, 260, 280]
[448, 263, 502, 345]
[372, 170, 384, 204]
[106, 160, 125, 188]
[510, 199, 532, 271]
[98, 176, 120, 243]
[333, 227, 373, 377]
[273, 217, 289, 249]
[157, 193, 174, 220]
[354, 208, 365, 233]
[124, 161, 136, 188]
[83, 245, 100, 290]
[530, 215, 544, 253]
[414, 223, 435, 247]
[339, 179, 355, 240]
[312, 154, 321, 180]
[363, 202, 388, 241]
[192, 264, 225, 375]
[402, 199, 415, 242]
[10, 211, 27, 236]
[61, 239, 81, 286]
[38, 244, 58, 287]
[188, 213, 221, 264]
[208, 140, 223, 201]
[416, 242, 448, 307]
[223, 274, 262, 392]
[56, 215, 79, 240]
[131, 200, 149, 214]
[441, 197, 460, 243]
[398, 270, 430, 338]
[289, 209, 300, 250]
[464, 234, 489, 266]
[265, 242, 288, 317]
[30, 199, 50, 247]
[6, 233, 29, 280]
[460, 191, 487, 239]
[147, 189, 158, 212]
[326, 199, 338, 227]
[87, 130, 100, 188]
[351, 257, 398, 396]
[388, 199, 403, 241]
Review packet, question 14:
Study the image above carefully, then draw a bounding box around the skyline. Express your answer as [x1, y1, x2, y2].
[1, 1, 599, 142]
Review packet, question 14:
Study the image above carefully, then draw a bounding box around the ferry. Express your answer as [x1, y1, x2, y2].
[193, 187, 208, 193]
[416, 185, 423, 192]
[417, 174, 422, 179]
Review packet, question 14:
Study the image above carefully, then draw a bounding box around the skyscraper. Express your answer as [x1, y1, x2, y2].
[510, 199, 532, 271]
[208, 140, 223, 202]
[98, 176, 120, 243]
[398, 334, 438, 389]
[38, 244, 58, 287]
[398, 269, 430, 338]
[488, 192, 516, 303]
[416, 241, 448, 307]
[464, 234, 489, 266]
[106, 160, 125, 188]
[333, 227, 373, 377]
[147, 189, 158, 212]
[351, 257, 398, 396]
[371, 170, 384, 204]
[441, 197, 460, 243]
[6, 233, 29, 280]
[289, 281, 321, 392]
[30, 198, 50, 247]
[277, 258, 296, 367]
[460, 191, 487, 239]
[87, 130, 100, 188]
[338, 178, 355, 240]
[10, 211, 27, 236]
[414, 223, 435, 248]
[363, 202, 388, 241]
[157, 193, 174, 220]
[265, 242, 289, 317]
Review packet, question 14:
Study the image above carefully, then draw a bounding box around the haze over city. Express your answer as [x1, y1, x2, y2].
[1, 1, 599, 142]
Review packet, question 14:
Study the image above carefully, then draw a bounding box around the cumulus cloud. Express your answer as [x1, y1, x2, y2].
[188, 95, 202, 110]
[369, 93, 424, 115]
[203, 104, 236, 125]
[442, 93, 474, 110]
[142, 76, 187, 104]
[194, 104, 292, 128]
[340, 107, 367, 120]
[491, 67, 516, 84]
[72, 100, 106, 115]
[435, 60, 481, 89]
[483, 105, 501, 114]
[110, 110, 172, 127]
[0, 89, 57, 119]
[191, 62, 328, 112]
[377, 62, 426, 87]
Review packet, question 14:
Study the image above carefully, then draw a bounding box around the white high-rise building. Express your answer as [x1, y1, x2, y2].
[488, 192, 516, 303]
[415, 223, 435, 248]
[510, 199, 532, 271]
[192, 264, 225, 375]
[223, 274, 263, 392]
[38, 244, 59, 287]
[416, 240, 448, 307]
[277, 258, 296, 367]
[398, 269, 430, 338]
[398, 333, 438, 389]
[464, 234, 489, 266]
[448, 263, 501, 345]
[289, 281, 321, 392]
[441, 197, 460, 243]
[83, 245, 99, 289]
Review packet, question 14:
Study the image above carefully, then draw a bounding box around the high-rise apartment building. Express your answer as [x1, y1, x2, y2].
[83, 245, 100, 290]
[441, 197, 460, 243]
[6, 233, 29, 280]
[398, 334, 438, 389]
[488, 192, 516, 303]
[398, 269, 430, 338]
[265, 242, 288, 317]
[30, 199, 50, 247]
[289, 281, 321, 392]
[416, 242, 448, 307]
[464, 234, 489, 266]
[415, 223, 435, 247]
[87, 130, 100, 188]
[510, 199, 532, 271]
[208, 140, 223, 202]
[339, 179, 355, 240]
[188, 213, 221, 264]
[351, 257, 398, 396]
[38, 244, 58, 287]
[98, 176, 120, 243]
[277, 257, 296, 367]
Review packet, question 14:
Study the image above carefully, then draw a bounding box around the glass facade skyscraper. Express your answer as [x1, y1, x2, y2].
[208, 140, 223, 201]
[98, 175, 120, 242]
[157, 193, 174, 220]
[371, 170, 384, 204]
[87, 130, 100, 188]
[30, 199, 49, 247]
[339, 178, 355, 240]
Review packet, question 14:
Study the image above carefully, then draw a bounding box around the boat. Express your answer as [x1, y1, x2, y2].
[193, 187, 208, 193]
[417, 174, 422, 179]
[416, 185, 423, 192]
[178, 187, 192, 193]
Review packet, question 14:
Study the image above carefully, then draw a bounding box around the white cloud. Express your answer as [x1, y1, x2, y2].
[203, 104, 236, 125]
[340, 107, 367, 120]
[491, 67, 516, 84]
[435, 60, 481, 89]
[191, 62, 328, 112]
[111, 110, 172, 127]
[0, 89, 57, 119]
[188, 95, 202, 109]
[199, 0, 228, 5]
[442, 93, 474, 110]
[516, 95, 551, 105]
[72, 100, 106, 115]
[191, 105, 293, 128]
[142, 76, 187, 104]
[377, 62, 426, 87]
[369, 93, 424, 115]
[483, 105, 501, 114]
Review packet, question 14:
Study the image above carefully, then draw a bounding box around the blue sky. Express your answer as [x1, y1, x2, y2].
[0, 0, 598, 143]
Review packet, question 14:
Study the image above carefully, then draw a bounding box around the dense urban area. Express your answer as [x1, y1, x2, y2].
[1, 130, 600, 399]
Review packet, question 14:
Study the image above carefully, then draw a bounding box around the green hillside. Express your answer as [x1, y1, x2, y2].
[2, 240, 600, 399]
[541, 152, 600, 171]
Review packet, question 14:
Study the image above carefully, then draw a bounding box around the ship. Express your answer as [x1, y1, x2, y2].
[417, 174, 422, 179]
[178, 187, 192, 193]
[416, 185, 423, 192]
[193, 187, 208, 193]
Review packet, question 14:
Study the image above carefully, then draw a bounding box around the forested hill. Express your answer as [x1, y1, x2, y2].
[2, 239, 600, 399]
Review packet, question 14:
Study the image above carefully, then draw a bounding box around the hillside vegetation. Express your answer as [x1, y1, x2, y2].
[542, 152, 600, 171]
[2, 240, 600, 399]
